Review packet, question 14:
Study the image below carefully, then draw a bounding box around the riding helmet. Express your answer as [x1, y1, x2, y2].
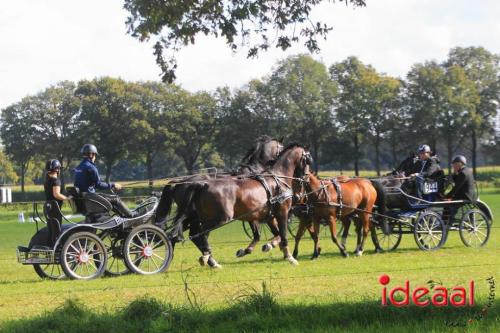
[45, 159, 62, 172]
[452, 155, 467, 165]
[418, 144, 431, 153]
[81, 144, 99, 155]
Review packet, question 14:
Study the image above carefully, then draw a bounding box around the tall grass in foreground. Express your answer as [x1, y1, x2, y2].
[2, 287, 499, 333]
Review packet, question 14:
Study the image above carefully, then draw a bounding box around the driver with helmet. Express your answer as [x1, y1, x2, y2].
[409, 144, 442, 198]
[74, 144, 135, 218]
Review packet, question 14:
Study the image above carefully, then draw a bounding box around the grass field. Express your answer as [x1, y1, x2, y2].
[0, 189, 498, 332]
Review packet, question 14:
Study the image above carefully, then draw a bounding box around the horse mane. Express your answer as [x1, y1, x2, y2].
[240, 135, 274, 165]
[266, 142, 303, 167]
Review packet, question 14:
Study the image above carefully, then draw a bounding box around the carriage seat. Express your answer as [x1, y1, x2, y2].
[65, 187, 113, 223]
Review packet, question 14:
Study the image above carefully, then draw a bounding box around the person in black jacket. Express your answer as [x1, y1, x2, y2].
[446, 155, 477, 202]
[442, 155, 477, 223]
[44, 159, 72, 244]
[408, 145, 442, 198]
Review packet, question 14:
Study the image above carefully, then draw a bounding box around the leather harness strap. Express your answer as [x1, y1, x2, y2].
[331, 178, 343, 218]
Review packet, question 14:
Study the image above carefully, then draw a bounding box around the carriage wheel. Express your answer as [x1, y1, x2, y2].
[413, 211, 447, 251]
[33, 264, 65, 280]
[242, 221, 270, 240]
[100, 232, 130, 277]
[371, 221, 403, 252]
[287, 214, 299, 238]
[459, 209, 491, 248]
[124, 225, 173, 275]
[60, 232, 107, 280]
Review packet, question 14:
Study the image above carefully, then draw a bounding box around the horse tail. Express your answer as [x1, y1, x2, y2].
[370, 180, 386, 216]
[155, 184, 175, 224]
[183, 182, 207, 218]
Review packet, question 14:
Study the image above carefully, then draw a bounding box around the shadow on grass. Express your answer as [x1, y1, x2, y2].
[2, 293, 498, 333]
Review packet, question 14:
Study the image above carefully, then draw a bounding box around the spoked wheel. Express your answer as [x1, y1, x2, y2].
[124, 225, 173, 275]
[242, 221, 270, 240]
[459, 209, 491, 248]
[413, 211, 447, 251]
[287, 214, 299, 238]
[33, 264, 65, 280]
[60, 232, 107, 280]
[371, 221, 403, 252]
[100, 232, 130, 277]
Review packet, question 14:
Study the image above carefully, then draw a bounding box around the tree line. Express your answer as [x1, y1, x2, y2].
[1, 46, 499, 195]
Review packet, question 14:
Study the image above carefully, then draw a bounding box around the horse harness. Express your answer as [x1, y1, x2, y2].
[302, 177, 345, 219]
[253, 174, 293, 221]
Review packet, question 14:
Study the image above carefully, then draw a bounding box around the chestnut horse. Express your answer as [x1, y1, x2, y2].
[159, 144, 312, 267]
[292, 174, 384, 258]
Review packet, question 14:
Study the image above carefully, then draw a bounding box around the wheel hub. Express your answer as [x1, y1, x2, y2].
[78, 252, 90, 263]
[143, 246, 153, 258]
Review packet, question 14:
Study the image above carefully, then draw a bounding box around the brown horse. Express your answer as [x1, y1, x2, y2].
[292, 174, 384, 258]
[161, 144, 312, 267]
[155, 136, 283, 246]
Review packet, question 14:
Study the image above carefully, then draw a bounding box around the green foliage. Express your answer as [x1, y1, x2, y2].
[123, 0, 366, 83]
[0, 150, 18, 183]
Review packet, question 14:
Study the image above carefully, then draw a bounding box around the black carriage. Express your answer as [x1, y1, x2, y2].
[370, 177, 493, 252]
[16, 188, 173, 280]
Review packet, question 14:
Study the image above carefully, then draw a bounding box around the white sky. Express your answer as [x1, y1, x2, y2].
[0, 0, 499, 109]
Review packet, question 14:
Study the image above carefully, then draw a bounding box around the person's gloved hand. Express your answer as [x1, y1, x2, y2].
[113, 183, 123, 191]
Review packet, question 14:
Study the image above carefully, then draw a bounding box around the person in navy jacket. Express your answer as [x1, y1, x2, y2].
[74, 144, 134, 218]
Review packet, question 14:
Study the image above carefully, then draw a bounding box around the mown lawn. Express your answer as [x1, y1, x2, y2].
[0, 190, 498, 332]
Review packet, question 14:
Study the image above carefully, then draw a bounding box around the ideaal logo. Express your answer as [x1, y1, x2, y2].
[379, 274, 496, 327]
[378, 274, 474, 307]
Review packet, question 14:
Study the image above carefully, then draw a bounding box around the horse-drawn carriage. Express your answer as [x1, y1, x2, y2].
[16, 188, 173, 280]
[370, 177, 493, 252]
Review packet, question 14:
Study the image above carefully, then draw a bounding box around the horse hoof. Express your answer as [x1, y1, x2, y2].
[355, 251, 363, 257]
[286, 256, 299, 265]
[292, 250, 298, 259]
[199, 255, 209, 266]
[375, 247, 382, 254]
[236, 249, 246, 258]
[262, 243, 272, 252]
[341, 252, 349, 258]
[208, 256, 222, 269]
[310, 255, 318, 260]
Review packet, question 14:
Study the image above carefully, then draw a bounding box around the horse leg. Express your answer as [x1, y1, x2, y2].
[340, 217, 351, 249]
[262, 218, 280, 252]
[310, 219, 322, 259]
[292, 218, 308, 259]
[236, 220, 260, 257]
[328, 215, 349, 258]
[354, 217, 363, 256]
[190, 221, 222, 268]
[356, 213, 371, 257]
[277, 211, 298, 265]
[370, 224, 382, 253]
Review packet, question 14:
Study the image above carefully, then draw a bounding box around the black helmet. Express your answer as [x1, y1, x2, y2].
[45, 159, 62, 172]
[81, 144, 99, 155]
[418, 144, 431, 153]
[452, 155, 467, 165]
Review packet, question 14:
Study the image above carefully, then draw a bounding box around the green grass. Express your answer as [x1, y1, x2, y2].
[0, 191, 498, 332]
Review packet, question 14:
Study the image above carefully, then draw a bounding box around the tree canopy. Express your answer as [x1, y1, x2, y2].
[123, 0, 366, 82]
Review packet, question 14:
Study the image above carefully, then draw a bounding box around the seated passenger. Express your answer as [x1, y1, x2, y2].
[445, 155, 477, 202]
[442, 155, 477, 223]
[74, 144, 136, 218]
[44, 159, 72, 243]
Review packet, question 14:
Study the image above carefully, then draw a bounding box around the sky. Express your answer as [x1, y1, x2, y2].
[0, 0, 499, 109]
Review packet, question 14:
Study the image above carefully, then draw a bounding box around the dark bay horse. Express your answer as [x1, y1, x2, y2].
[154, 136, 284, 262]
[292, 174, 384, 258]
[159, 144, 312, 267]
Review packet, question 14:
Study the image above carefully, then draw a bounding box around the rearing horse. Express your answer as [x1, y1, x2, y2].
[160, 144, 312, 267]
